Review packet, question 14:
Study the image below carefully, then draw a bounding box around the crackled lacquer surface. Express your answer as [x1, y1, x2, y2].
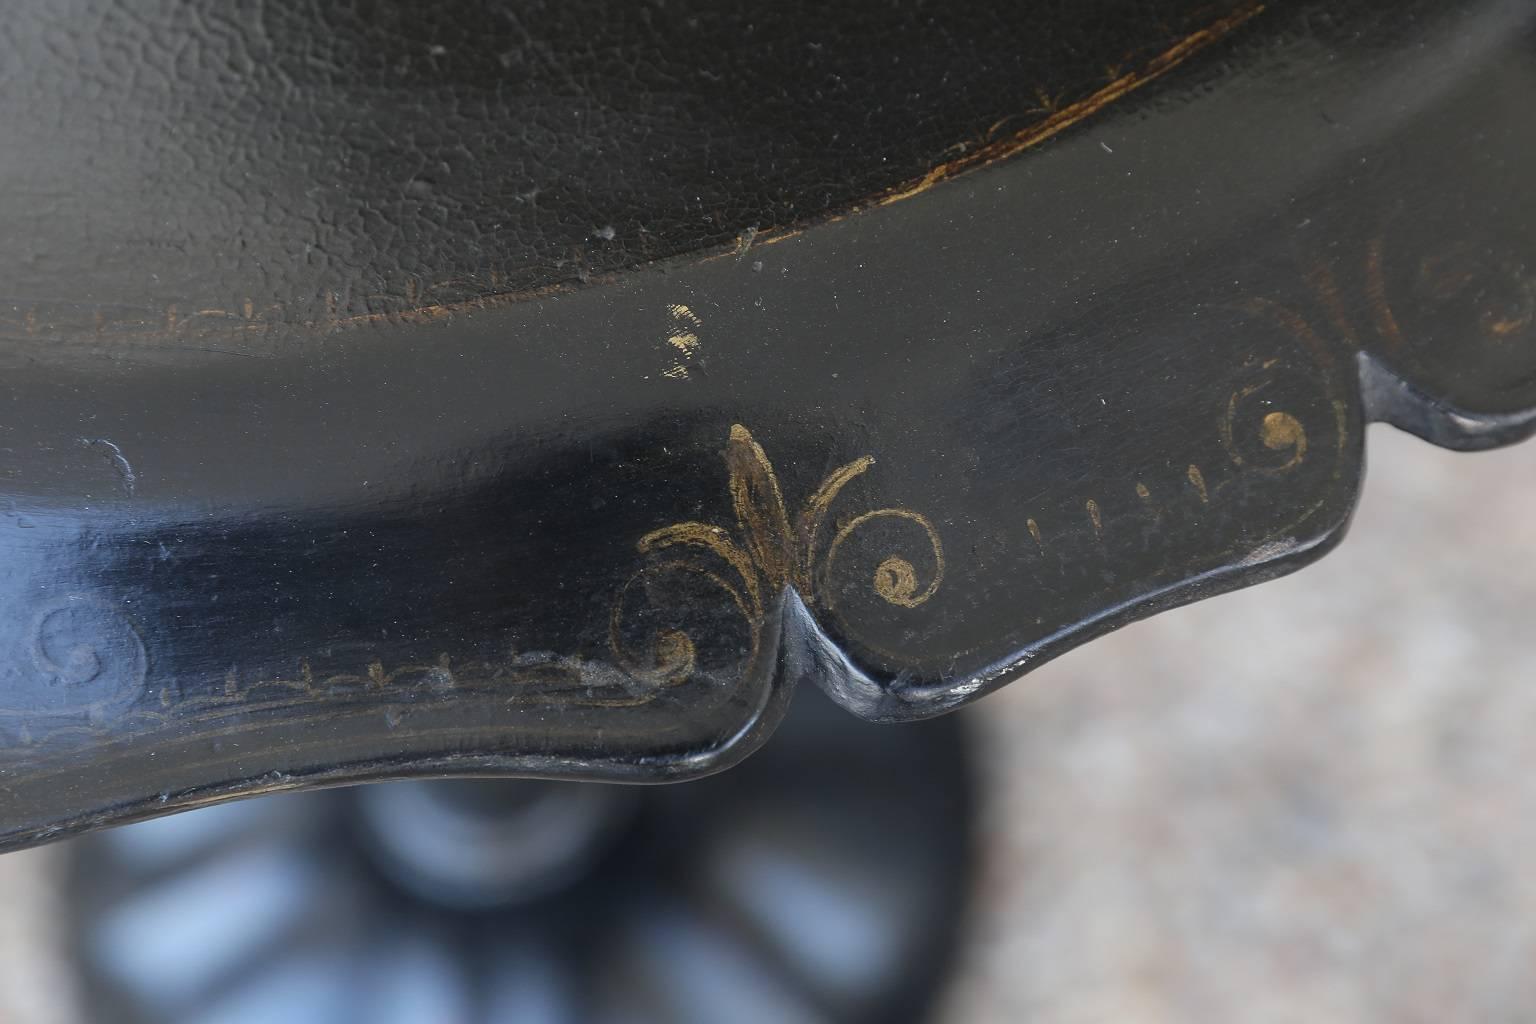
[0, 0, 1532, 847]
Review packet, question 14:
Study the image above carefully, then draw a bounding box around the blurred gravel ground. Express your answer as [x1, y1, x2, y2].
[941, 425, 1536, 1023]
[1, 424, 1533, 1023]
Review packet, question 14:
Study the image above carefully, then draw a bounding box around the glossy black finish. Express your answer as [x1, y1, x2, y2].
[2, 0, 1258, 327]
[1, 0, 1534, 848]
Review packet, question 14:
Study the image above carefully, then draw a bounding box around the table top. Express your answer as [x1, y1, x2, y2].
[0, 0, 1532, 849]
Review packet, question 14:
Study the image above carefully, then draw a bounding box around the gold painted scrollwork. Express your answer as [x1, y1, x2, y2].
[823, 509, 945, 609]
[611, 425, 944, 691]
[1216, 298, 1350, 482]
[1220, 379, 1309, 474]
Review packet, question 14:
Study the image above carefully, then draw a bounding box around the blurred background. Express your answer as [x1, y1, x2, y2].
[1, 423, 1533, 1023]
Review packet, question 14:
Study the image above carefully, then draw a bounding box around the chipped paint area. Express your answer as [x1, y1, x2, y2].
[663, 304, 703, 379]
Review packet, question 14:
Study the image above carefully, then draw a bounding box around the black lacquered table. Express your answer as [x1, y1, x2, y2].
[0, 0, 1532, 853]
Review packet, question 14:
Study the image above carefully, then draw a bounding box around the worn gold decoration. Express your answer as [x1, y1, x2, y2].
[1260, 411, 1306, 454]
[610, 424, 945, 689]
[1221, 378, 1309, 473]
[1414, 244, 1535, 344]
[2, 425, 946, 744]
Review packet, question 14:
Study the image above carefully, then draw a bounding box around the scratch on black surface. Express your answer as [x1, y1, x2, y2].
[80, 438, 137, 496]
